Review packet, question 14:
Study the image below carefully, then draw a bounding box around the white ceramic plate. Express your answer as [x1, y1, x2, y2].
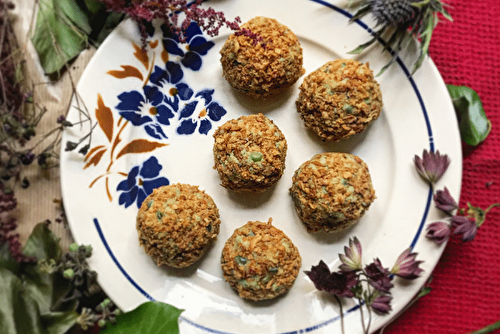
[61, 0, 462, 333]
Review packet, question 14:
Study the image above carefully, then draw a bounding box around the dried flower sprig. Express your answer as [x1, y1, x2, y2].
[0, 1, 94, 265]
[0, 215, 35, 263]
[412, 150, 500, 243]
[348, 0, 452, 75]
[306, 237, 423, 334]
[96, 0, 246, 45]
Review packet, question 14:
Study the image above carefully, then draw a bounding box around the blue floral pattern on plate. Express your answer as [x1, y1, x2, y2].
[83, 21, 227, 209]
[162, 22, 215, 71]
[177, 89, 227, 135]
[117, 156, 170, 209]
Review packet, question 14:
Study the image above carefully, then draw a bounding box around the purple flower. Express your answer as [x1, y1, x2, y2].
[370, 294, 393, 315]
[364, 258, 393, 293]
[339, 237, 363, 272]
[305, 260, 331, 290]
[414, 149, 450, 184]
[434, 187, 458, 213]
[117, 156, 169, 209]
[452, 215, 478, 242]
[390, 248, 424, 279]
[305, 260, 358, 298]
[425, 221, 451, 244]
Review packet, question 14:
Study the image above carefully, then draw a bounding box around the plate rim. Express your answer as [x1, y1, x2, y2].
[60, 1, 463, 333]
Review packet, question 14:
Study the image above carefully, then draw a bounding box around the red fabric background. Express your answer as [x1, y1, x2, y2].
[384, 0, 500, 333]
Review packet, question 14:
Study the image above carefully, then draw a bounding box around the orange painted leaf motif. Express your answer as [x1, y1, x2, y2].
[116, 139, 168, 160]
[107, 65, 144, 81]
[149, 40, 159, 49]
[161, 50, 169, 64]
[133, 43, 149, 69]
[84, 148, 107, 169]
[84, 145, 105, 162]
[96, 94, 114, 143]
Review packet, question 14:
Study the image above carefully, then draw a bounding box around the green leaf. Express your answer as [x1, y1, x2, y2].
[0, 267, 77, 334]
[57, 0, 92, 34]
[347, 44, 369, 55]
[447, 84, 492, 146]
[439, 7, 453, 22]
[31, 0, 88, 76]
[22, 223, 67, 314]
[0, 242, 20, 276]
[417, 286, 432, 298]
[411, 0, 432, 9]
[91, 11, 126, 47]
[23, 223, 62, 262]
[0, 268, 43, 334]
[0, 226, 77, 334]
[100, 302, 184, 334]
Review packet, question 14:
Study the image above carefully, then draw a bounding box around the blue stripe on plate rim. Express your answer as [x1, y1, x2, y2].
[92, 1, 435, 332]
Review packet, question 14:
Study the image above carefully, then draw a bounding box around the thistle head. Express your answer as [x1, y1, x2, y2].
[371, 0, 417, 26]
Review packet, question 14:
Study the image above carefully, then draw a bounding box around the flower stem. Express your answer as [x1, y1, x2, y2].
[468, 320, 500, 334]
[484, 203, 500, 215]
[366, 300, 372, 334]
[334, 295, 346, 334]
[358, 298, 367, 334]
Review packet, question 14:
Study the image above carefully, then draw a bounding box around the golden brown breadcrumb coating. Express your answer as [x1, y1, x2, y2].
[136, 184, 220, 268]
[296, 59, 382, 141]
[213, 113, 287, 192]
[290, 152, 376, 233]
[220, 16, 305, 99]
[221, 219, 301, 301]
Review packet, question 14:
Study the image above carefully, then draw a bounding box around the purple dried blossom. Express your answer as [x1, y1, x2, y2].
[390, 247, 424, 279]
[234, 28, 265, 47]
[19, 151, 35, 165]
[452, 215, 478, 242]
[305, 261, 358, 298]
[434, 187, 458, 213]
[414, 149, 450, 184]
[370, 294, 393, 315]
[364, 258, 393, 293]
[339, 237, 363, 272]
[96, 0, 242, 44]
[57, 115, 73, 127]
[425, 221, 451, 244]
[0, 183, 17, 212]
[305, 260, 331, 290]
[0, 217, 35, 263]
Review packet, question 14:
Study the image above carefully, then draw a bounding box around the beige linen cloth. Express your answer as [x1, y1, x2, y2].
[11, 1, 96, 246]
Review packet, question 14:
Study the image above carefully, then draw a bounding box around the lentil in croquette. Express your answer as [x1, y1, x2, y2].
[221, 219, 301, 301]
[220, 16, 305, 99]
[213, 113, 287, 192]
[296, 59, 383, 141]
[136, 184, 221, 268]
[290, 152, 376, 233]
